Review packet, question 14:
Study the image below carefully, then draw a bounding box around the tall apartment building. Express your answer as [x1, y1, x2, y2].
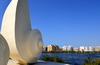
[89, 47, 95, 52]
[80, 46, 95, 52]
[73, 48, 79, 52]
[82, 46, 95, 52]
[43, 46, 47, 51]
[54, 45, 59, 51]
[80, 46, 85, 52]
[62, 46, 73, 51]
[95, 46, 100, 51]
[47, 45, 59, 52]
[62, 46, 67, 51]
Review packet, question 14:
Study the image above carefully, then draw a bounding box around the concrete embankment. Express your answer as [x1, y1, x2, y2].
[8, 60, 70, 65]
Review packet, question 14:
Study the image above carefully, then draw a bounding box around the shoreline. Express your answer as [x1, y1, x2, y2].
[42, 51, 100, 53]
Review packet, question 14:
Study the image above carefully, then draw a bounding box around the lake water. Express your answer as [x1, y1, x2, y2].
[40, 53, 100, 65]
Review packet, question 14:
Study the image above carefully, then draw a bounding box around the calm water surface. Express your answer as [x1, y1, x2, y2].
[40, 53, 100, 65]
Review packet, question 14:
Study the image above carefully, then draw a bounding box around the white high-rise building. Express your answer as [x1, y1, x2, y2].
[62, 46, 67, 51]
[84, 46, 89, 52]
[95, 46, 100, 51]
[84, 46, 95, 52]
[67, 46, 73, 51]
[73, 48, 79, 52]
[89, 46, 95, 52]
[62, 46, 73, 51]
[80, 46, 85, 52]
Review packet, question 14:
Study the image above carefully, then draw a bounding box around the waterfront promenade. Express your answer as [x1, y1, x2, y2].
[8, 60, 70, 65]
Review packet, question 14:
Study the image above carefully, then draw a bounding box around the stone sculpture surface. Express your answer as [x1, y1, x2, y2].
[1, 0, 43, 64]
[0, 34, 9, 65]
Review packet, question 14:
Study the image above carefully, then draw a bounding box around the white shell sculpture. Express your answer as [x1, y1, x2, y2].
[0, 34, 10, 65]
[1, 0, 43, 64]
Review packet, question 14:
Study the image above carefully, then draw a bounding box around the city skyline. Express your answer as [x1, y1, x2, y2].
[44, 44, 100, 48]
[43, 44, 100, 52]
[0, 0, 100, 47]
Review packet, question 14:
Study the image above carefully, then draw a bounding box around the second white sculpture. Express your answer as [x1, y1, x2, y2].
[1, 0, 43, 64]
[0, 34, 9, 65]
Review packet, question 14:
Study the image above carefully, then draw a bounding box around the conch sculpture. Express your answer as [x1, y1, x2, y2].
[0, 34, 9, 65]
[1, 0, 43, 64]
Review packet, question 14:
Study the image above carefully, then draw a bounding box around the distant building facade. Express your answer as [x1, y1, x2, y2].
[62, 46, 73, 51]
[95, 46, 100, 51]
[46, 45, 60, 52]
[47, 45, 54, 51]
[73, 48, 79, 52]
[62, 46, 67, 51]
[88, 47, 95, 52]
[59, 48, 63, 51]
[43, 45, 98, 52]
[80, 46, 85, 52]
[43, 46, 47, 52]
[83, 46, 95, 52]
[54, 45, 59, 51]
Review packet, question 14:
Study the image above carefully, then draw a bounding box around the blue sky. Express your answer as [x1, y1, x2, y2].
[0, 0, 100, 47]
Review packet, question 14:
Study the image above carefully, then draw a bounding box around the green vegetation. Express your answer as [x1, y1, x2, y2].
[83, 57, 100, 65]
[42, 55, 70, 64]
